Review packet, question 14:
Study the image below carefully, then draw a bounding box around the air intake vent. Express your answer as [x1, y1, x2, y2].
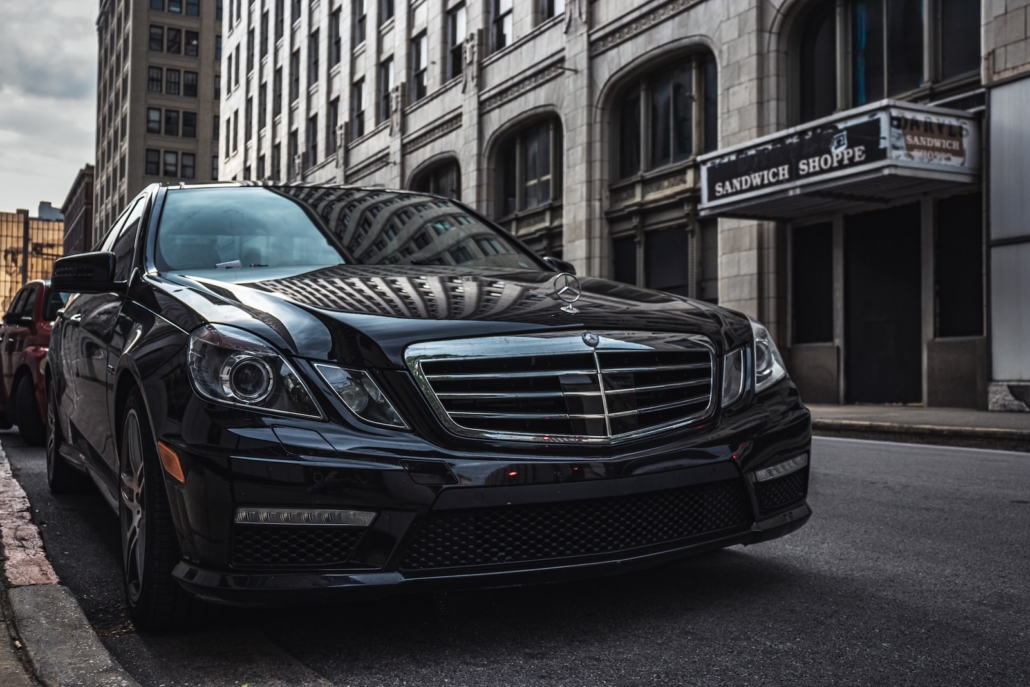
[406, 332, 715, 443]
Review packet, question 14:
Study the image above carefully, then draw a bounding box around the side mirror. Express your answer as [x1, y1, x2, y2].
[51, 252, 122, 294]
[542, 256, 576, 275]
[2, 313, 20, 326]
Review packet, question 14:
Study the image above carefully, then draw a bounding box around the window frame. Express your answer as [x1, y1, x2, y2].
[496, 117, 563, 219]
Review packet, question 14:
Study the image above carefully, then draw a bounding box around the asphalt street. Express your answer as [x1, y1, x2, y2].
[3, 432, 1029, 687]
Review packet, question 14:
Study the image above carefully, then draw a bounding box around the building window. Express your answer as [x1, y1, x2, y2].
[289, 49, 300, 101]
[273, 67, 283, 114]
[147, 67, 163, 92]
[146, 149, 161, 175]
[353, 0, 366, 47]
[213, 115, 220, 140]
[167, 27, 182, 54]
[186, 0, 200, 17]
[288, 129, 298, 177]
[497, 117, 562, 217]
[795, 0, 980, 123]
[411, 34, 427, 102]
[212, 155, 219, 180]
[291, 0, 301, 22]
[185, 30, 199, 56]
[245, 96, 253, 140]
[232, 109, 239, 151]
[379, 57, 394, 123]
[275, 0, 284, 38]
[215, 35, 222, 60]
[309, 30, 319, 85]
[259, 82, 267, 128]
[613, 54, 717, 180]
[217, 0, 223, 20]
[166, 68, 181, 95]
[260, 11, 269, 56]
[164, 109, 179, 136]
[308, 114, 318, 166]
[225, 117, 231, 156]
[147, 107, 162, 134]
[227, 53, 233, 86]
[247, 28, 255, 72]
[151, 0, 165, 9]
[181, 153, 196, 179]
[493, 0, 512, 52]
[447, 5, 465, 81]
[329, 9, 341, 66]
[272, 143, 280, 181]
[168, 0, 182, 13]
[184, 71, 198, 97]
[539, 0, 564, 22]
[163, 151, 178, 176]
[380, 0, 394, 24]
[327, 97, 339, 155]
[234, 44, 240, 86]
[257, 154, 266, 179]
[149, 25, 164, 51]
[936, 193, 983, 337]
[352, 78, 365, 139]
[412, 159, 460, 200]
[214, 73, 221, 99]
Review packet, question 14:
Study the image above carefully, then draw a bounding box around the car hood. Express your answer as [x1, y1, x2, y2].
[153, 265, 752, 368]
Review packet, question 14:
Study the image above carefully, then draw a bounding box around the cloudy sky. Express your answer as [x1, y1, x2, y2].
[0, 0, 97, 214]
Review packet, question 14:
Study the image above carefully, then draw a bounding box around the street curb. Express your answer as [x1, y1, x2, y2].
[7, 585, 139, 687]
[811, 419, 1030, 452]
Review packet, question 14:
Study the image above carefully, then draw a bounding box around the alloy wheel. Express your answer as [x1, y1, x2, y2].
[120, 410, 147, 605]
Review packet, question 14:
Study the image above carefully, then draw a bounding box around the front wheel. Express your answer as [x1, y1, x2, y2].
[120, 388, 203, 631]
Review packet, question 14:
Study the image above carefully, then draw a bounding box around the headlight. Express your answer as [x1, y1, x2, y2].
[188, 324, 322, 419]
[721, 347, 746, 408]
[314, 364, 408, 429]
[751, 318, 788, 393]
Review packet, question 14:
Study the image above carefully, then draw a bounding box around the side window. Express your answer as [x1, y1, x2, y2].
[19, 287, 39, 319]
[6, 290, 27, 318]
[43, 290, 70, 321]
[111, 198, 148, 282]
[97, 198, 140, 252]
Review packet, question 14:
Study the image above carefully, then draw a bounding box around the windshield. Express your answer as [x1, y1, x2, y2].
[156, 186, 538, 277]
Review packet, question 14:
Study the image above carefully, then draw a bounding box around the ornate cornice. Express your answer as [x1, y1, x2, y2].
[480, 61, 565, 113]
[402, 114, 462, 155]
[590, 0, 702, 57]
[347, 152, 390, 182]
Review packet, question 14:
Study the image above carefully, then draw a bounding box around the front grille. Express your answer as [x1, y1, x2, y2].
[231, 526, 364, 568]
[399, 478, 751, 572]
[754, 467, 809, 513]
[406, 332, 715, 443]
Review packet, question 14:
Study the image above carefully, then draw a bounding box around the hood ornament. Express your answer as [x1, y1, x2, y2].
[552, 272, 582, 314]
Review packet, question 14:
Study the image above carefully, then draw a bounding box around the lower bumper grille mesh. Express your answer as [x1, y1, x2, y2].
[754, 467, 809, 513]
[399, 478, 751, 572]
[232, 526, 363, 567]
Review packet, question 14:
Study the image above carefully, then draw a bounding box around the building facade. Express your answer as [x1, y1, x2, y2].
[94, 0, 223, 240]
[219, 0, 1026, 412]
[0, 210, 64, 313]
[61, 164, 96, 256]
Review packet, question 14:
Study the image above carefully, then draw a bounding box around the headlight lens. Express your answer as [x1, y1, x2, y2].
[721, 347, 746, 408]
[751, 318, 788, 392]
[314, 364, 408, 429]
[188, 325, 322, 419]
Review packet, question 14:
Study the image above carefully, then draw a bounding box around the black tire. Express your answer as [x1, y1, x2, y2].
[15, 376, 46, 446]
[46, 377, 85, 493]
[120, 388, 203, 631]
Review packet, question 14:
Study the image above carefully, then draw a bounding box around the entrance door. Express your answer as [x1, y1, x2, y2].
[844, 203, 922, 404]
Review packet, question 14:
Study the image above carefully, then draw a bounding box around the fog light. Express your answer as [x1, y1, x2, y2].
[752, 453, 809, 482]
[234, 507, 377, 527]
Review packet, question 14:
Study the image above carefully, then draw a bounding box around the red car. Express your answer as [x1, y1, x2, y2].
[0, 280, 66, 445]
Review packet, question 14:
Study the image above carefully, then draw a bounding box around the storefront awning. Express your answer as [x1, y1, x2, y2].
[698, 100, 981, 220]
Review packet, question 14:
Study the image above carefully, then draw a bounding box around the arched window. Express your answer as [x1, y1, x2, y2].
[795, 0, 980, 124]
[411, 159, 461, 200]
[613, 54, 717, 181]
[496, 117, 563, 218]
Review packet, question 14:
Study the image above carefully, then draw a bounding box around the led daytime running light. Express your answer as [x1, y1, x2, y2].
[234, 508, 377, 527]
[753, 453, 809, 483]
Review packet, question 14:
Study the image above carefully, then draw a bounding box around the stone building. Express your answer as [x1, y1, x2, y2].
[0, 210, 64, 313]
[61, 164, 96, 256]
[218, 0, 1026, 411]
[94, 0, 223, 239]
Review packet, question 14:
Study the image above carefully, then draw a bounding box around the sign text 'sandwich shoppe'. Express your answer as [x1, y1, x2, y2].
[700, 104, 977, 207]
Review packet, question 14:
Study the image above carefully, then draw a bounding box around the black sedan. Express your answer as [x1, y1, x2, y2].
[47, 183, 811, 630]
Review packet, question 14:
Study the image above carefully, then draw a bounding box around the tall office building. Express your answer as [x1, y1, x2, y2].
[94, 0, 223, 239]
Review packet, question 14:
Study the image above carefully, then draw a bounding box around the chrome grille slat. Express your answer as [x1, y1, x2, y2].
[405, 331, 716, 445]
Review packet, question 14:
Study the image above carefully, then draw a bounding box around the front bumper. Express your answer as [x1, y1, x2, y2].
[158, 379, 812, 606]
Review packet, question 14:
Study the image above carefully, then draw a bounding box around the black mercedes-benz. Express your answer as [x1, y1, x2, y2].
[47, 183, 810, 630]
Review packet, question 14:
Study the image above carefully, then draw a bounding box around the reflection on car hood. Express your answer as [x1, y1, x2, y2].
[157, 265, 751, 367]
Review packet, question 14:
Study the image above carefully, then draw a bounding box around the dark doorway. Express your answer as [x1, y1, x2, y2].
[845, 204, 922, 404]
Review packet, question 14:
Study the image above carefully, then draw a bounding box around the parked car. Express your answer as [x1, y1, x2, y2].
[0, 280, 66, 445]
[47, 183, 811, 630]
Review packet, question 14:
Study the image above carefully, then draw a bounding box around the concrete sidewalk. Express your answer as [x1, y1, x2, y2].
[809, 404, 1030, 453]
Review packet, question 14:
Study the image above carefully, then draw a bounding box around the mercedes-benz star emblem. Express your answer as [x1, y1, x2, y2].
[552, 272, 582, 314]
[582, 331, 600, 348]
